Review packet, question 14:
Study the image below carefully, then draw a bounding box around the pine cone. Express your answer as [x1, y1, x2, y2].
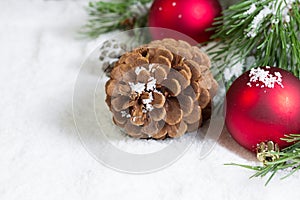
[105, 38, 218, 139]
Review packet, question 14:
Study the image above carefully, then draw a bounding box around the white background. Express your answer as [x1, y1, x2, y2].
[0, 0, 299, 200]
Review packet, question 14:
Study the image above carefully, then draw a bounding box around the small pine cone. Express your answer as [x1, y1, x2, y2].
[105, 38, 218, 139]
[99, 40, 129, 77]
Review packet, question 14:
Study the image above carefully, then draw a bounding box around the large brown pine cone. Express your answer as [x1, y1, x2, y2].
[105, 38, 218, 139]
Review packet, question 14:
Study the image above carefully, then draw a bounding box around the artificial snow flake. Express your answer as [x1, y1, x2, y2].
[142, 109, 148, 113]
[246, 4, 273, 38]
[135, 64, 157, 76]
[135, 66, 147, 75]
[245, 3, 257, 15]
[146, 77, 156, 91]
[130, 70, 158, 113]
[143, 77, 156, 112]
[142, 91, 153, 104]
[121, 111, 131, 118]
[145, 102, 154, 112]
[247, 67, 284, 88]
[148, 63, 156, 72]
[142, 94, 153, 105]
[129, 82, 145, 94]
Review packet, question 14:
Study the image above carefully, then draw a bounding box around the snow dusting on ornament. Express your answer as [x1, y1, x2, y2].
[247, 67, 284, 88]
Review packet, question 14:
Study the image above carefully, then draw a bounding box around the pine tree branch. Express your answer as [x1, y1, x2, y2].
[227, 133, 300, 185]
[209, 0, 300, 87]
[80, 0, 152, 38]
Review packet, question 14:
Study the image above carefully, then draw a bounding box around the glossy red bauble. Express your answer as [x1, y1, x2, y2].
[226, 67, 300, 152]
[148, 0, 222, 43]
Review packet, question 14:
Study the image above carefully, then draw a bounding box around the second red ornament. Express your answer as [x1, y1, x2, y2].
[148, 0, 222, 43]
[226, 66, 300, 152]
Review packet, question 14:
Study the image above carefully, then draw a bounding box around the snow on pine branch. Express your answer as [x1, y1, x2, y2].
[245, 0, 296, 38]
[224, 58, 245, 82]
[244, 3, 257, 15]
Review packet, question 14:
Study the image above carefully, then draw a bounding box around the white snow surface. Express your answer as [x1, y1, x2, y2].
[0, 1, 300, 200]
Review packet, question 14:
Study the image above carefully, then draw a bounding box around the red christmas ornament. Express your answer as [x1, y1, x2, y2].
[148, 0, 222, 43]
[226, 66, 300, 152]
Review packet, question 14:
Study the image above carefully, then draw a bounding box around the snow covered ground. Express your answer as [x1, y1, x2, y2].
[0, 0, 299, 200]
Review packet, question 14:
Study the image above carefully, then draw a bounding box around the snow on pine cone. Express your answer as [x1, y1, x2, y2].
[105, 38, 218, 139]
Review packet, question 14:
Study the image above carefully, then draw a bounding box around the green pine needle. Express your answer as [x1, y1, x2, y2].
[227, 134, 300, 186]
[209, 0, 300, 87]
[80, 0, 152, 38]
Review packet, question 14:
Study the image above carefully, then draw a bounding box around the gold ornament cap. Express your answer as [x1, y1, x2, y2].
[256, 141, 280, 163]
